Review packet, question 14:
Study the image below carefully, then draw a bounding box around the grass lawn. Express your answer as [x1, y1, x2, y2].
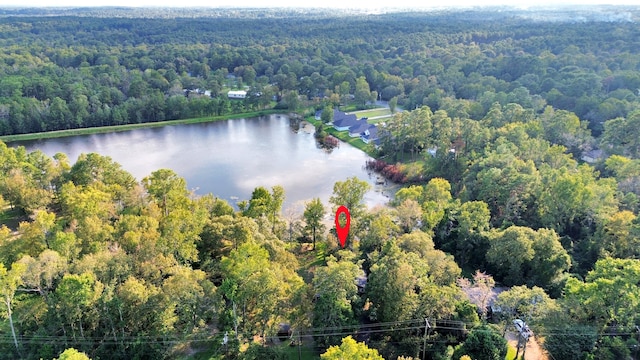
[282, 343, 321, 360]
[296, 241, 330, 284]
[348, 108, 392, 119]
[325, 127, 376, 157]
[305, 115, 322, 127]
[339, 104, 359, 112]
[366, 117, 392, 125]
[506, 344, 520, 359]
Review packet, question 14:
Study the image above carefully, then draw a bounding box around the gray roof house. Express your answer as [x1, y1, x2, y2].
[361, 125, 379, 144]
[332, 109, 359, 131]
[348, 119, 371, 137]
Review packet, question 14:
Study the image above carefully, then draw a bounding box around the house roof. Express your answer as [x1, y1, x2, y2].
[460, 286, 508, 314]
[349, 119, 372, 135]
[583, 149, 604, 159]
[366, 125, 378, 138]
[361, 125, 380, 140]
[581, 149, 604, 163]
[332, 109, 359, 128]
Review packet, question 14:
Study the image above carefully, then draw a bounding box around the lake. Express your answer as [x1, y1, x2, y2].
[12, 115, 392, 213]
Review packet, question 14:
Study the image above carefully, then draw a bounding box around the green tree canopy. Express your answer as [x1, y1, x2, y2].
[321, 336, 384, 360]
[55, 348, 91, 360]
[486, 226, 570, 288]
[453, 326, 507, 360]
[303, 197, 325, 249]
[563, 257, 640, 329]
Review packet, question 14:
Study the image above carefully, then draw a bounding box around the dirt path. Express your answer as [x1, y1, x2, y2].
[506, 331, 547, 360]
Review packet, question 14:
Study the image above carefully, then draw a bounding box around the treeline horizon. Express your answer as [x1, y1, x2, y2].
[1, 10, 640, 139]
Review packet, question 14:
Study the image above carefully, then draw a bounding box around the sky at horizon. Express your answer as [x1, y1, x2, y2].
[0, 0, 639, 9]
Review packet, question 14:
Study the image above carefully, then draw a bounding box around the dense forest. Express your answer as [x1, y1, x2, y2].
[1, 8, 640, 137]
[2, 6, 640, 360]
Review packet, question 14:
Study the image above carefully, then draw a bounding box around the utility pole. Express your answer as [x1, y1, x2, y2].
[422, 319, 431, 360]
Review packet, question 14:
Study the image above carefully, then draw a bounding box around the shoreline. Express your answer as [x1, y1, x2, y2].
[5, 112, 399, 208]
[0, 109, 281, 143]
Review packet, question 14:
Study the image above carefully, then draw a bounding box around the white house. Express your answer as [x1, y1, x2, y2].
[228, 90, 247, 99]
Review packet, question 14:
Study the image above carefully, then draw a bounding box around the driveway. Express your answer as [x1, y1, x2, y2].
[506, 331, 547, 360]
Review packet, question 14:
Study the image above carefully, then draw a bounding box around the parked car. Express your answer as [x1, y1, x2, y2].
[513, 319, 531, 338]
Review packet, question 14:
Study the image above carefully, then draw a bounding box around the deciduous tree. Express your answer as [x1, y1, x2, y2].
[563, 258, 640, 329]
[54, 272, 104, 340]
[329, 177, 370, 220]
[0, 261, 26, 354]
[142, 169, 190, 217]
[486, 226, 534, 286]
[457, 271, 495, 321]
[321, 336, 384, 360]
[313, 254, 364, 348]
[494, 285, 558, 326]
[354, 76, 371, 109]
[303, 198, 325, 249]
[55, 348, 91, 360]
[367, 242, 420, 323]
[452, 326, 507, 360]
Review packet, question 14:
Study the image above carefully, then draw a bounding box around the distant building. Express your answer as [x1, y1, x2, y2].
[184, 88, 213, 98]
[228, 90, 247, 99]
[459, 286, 508, 319]
[581, 149, 604, 163]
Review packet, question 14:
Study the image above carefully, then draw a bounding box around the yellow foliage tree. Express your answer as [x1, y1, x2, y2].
[321, 336, 384, 359]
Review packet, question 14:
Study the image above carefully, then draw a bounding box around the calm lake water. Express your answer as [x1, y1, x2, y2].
[12, 115, 392, 213]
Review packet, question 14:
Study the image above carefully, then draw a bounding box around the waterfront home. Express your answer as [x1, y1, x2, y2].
[228, 90, 247, 99]
[348, 119, 371, 137]
[332, 109, 359, 131]
[360, 125, 379, 144]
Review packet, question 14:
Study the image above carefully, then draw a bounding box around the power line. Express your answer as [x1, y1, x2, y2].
[4, 316, 636, 346]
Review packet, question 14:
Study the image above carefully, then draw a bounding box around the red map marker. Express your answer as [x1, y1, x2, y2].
[335, 205, 351, 248]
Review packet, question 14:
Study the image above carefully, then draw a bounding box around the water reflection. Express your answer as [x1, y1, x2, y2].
[12, 115, 393, 212]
